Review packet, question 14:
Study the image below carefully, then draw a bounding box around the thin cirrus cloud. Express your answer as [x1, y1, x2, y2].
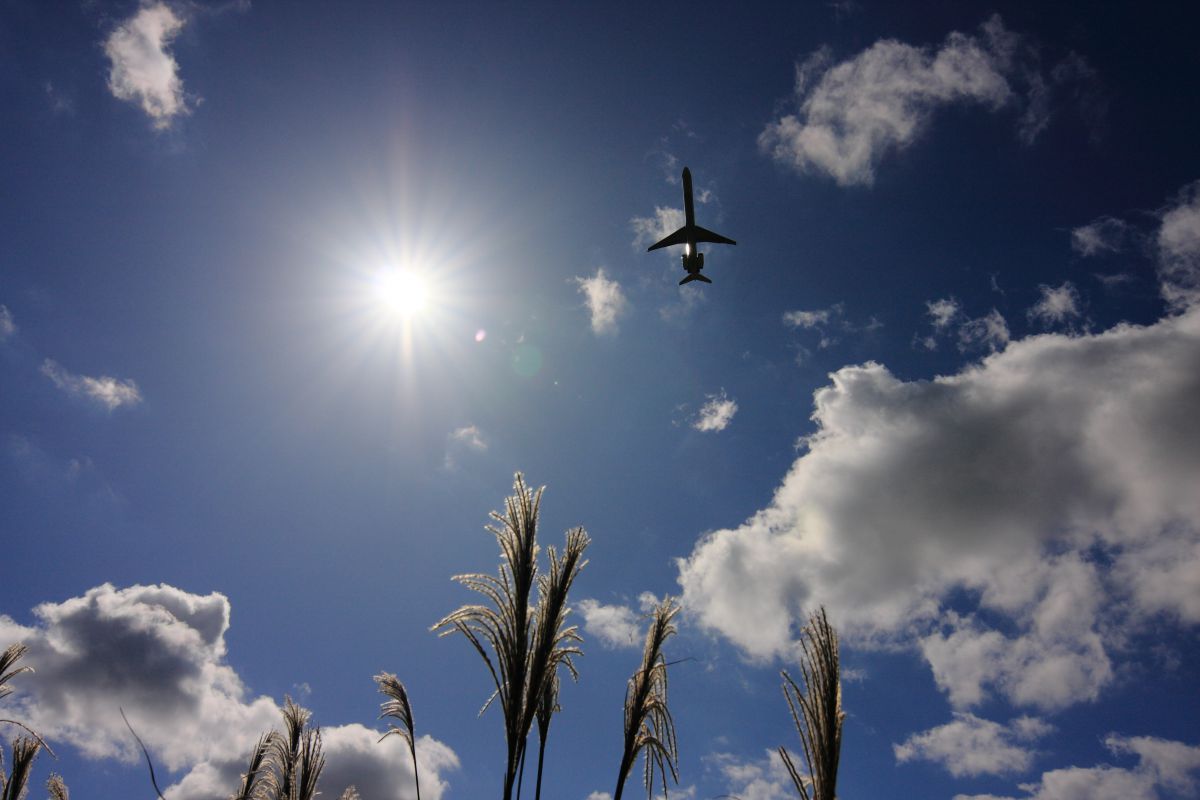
[41, 359, 143, 410]
[759, 16, 1070, 186]
[676, 285, 1200, 716]
[104, 1, 190, 129]
[443, 424, 488, 469]
[0, 304, 15, 340]
[1071, 216, 1129, 257]
[574, 268, 629, 336]
[0, 583, 460, 800]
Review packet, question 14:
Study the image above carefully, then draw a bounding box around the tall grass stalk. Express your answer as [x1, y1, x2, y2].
[613, 596, 679, 800]
[1, 736, 40, 800]
[375, 673, 421, 800]
[231, 733, 276, 800]
[778, 607, 843, 800]
[434, 474, 588, 800]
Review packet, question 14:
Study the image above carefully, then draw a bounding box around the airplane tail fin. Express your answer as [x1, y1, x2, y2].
[679, 273, 712, 285]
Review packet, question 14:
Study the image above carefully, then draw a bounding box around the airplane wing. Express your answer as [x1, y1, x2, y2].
[692, 225, 736, 246]
[646, 227, 689, 252]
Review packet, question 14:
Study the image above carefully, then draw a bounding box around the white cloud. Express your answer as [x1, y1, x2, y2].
[0, 583, 459, 800]
[957, 309, 1010, 352]
[104, 2, 190, 129]
[574, 268, 629, 336]
[1027, 282, 1082, 328]
[759, 16, 1023, 186]
[927, 297, 961, 330]
[1071, 216, 1128, 257]
[955, 734, 1200, 800]
[0, 305, 14, 340]
[676, 307, 1200, 713]
[578, 599, 641, 649]
[783, 308, 834, 329]
[894, 713, 1052, 777]
[706, 751, 795, 800]
[1157, 180, 1200, 311]
[584, 793, 612, 800]
[631, 206, 685, 251]
[41, 359, 143, 410]
[443, 424, 487, 469]
[693, 390, 738, 433]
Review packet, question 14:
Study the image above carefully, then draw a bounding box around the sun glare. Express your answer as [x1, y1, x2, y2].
[373, 270, 430, 318]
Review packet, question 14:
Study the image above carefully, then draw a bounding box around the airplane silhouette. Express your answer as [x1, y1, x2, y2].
[647, 166, 736, 285]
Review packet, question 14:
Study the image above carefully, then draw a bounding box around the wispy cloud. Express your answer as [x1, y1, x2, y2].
[0, 583, 460, 800]
[1071, 216, 1128, 256]
[41, 359, 143, 410]
[104, 2, 190, 129]
[927, 297, 961, 330]
[782, 308, 834, 329]
[678, 307, 1200, 715]
[574, 268, 629, 336]
[957, 309, 1010, 352]
[1158, 180, 1200, 311]
[1027, 282, 1082, 328]
[444, 424, 487, 469]
[894, 713, 1052, 777]
[784, 302, 878, 354]
[693, 390, 738, 432]
[0, 304, 15, 340]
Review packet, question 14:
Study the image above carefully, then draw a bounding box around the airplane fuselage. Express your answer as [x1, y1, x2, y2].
[646, 166, 735, 285]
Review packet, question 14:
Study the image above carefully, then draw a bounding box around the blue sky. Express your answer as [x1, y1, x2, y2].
[3, 2, 1200, 799]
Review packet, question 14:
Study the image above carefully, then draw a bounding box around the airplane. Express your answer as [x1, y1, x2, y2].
[647, 166, 736, 285]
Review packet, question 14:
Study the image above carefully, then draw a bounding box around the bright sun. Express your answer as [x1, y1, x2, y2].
[373, 270, 430, 318]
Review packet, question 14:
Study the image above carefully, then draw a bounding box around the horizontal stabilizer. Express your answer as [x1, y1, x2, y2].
[647, 227, 689, 252]
[692, 225, 736, 246]
[679, 273, 712, 285]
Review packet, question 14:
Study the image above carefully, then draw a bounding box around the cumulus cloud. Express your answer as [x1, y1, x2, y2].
[104, 2, 191, 129]
[0, 583, 458, 800]
[705, 751, 795, 800]
[1157, 181, 1200, 311]
[1027, 282, 1082, 328]
[957, 309, 1010, 352]
[894, 713, 1052, 777]
[0, 304, 14, 340]
[1071, 216, 1128, 257]
[677, 307, 1200, 714]
[955, 734, 1200, 800]
[693, 390, 738, 432]
[759, 16, 1028, 186]
[443, 424, 487, 469]
[574, 268, 629, 336]
[578, 599, 642, 649]
[41, 359, 143, 410]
